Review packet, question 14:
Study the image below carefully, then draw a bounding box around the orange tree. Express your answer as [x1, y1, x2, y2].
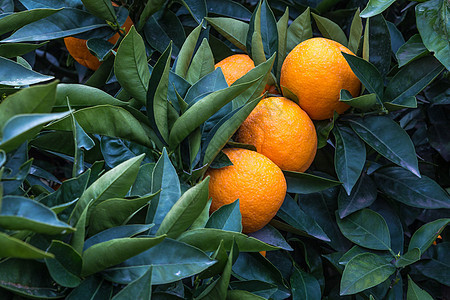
[0, 0, 449, 299]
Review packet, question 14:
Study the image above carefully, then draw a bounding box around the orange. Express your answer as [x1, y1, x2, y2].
[206, 148, 287, 233]
[214, 54, 278, 94]
[280, 37, 361, 120]
[64, 12, 133, 70]
[236, 97, 317, 172]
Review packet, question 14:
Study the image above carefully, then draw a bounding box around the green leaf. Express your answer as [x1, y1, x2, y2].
[311, 13, 348, 46]
[186, 38, 215, 84]
[341, 53, 383, 101]
[44, 240, 82, 288]
[0, 8, 61, 35]
[202, 96, 262, 167]
[81, 235, 166, 277]
[115, 26, 150, 104]
[169, 56, 273, 148]
[368, 14, 391, 77]
[0, 42, 48, 58]
[348, 8, 363, 54]
[0, 80, 58, 133]
[284, 171, 341, 194]
[0, 56, 54, 86]
[384, 56, 444, 107]
[69, 154, 145, 225]
[339, 90, 378, 111]
[246, 2, 265, 65]
[0, 231, 53, 259]
[414, 243, 450, 286]
[147, 42, 172, 145]
[66, 276, 112, 299]
[395, 248, 421, 268]
[157, 177, 210, 238]
[416, 0, 450, 70]
[179, 0, 206, 25]
[0, 258, 64, 298]
[47, 105, 154, 148]
[291, 267, 321, 300]
[206, 17, 248, 53]
[81, 0, 116, 23]
[103, 238, 216, 284]
[286, 7, 312, 53]
[146, 148, 181, 234]
[229, 280, 277, 299]
[0, 195, 74, 235]
[396, 34, 429, 67]
[276, 7, 289, 81]
[349, 116, 419, 177]
[407, 275, 433, 300]
[336, 209, 391, 251]
[258, 0, 278, 66]
[206, 199, 242, 232]
[89, 192, 158, 235]
[84, 224, 154, 250]
[55, 83, 128, 109]
[333, 125, 366, 195]
[338, 173, 377, 219]
[112, 266, 152, 300]
[374, 166, 450, 209]
[340, 253, 396, 295]
[227, 290, 266, 299]
[174, 22, 202, 78]
[198, 239, 229, 279]
[314, 112, 337, 149]
[2, 8, 109, 43]
[71, 199, 91, 254]
[408, 218, 450, 253]
[248, 224, 293, 251]
[177, 228, 279, 252]
[360, 0, 396, 18]
[276, 194, 330, 242]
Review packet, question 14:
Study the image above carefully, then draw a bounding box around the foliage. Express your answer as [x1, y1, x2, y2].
[0, 0, 449, 299]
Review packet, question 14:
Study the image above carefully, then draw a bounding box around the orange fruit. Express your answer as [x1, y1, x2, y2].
[236, 96, 317, 172]
[64, 12, 133, 70]
[206, 148, 287, 233]
[280, 37, 361, 120]
[260, 251, 267, 257]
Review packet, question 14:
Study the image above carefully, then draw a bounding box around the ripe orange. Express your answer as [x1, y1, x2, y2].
[236, 96, 317, 173]
[64, 13, 133, 70]
[206, 148, 287, 233]
[280, 37, 361, 120]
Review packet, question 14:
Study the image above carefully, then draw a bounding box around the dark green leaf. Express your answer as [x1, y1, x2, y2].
[348, 8, 362, 54]
[146, 148, 181, 234]
[336, 209, 391, 251]
[311, 12, 348, 46]
[103, 238, 216, 284]
[248, 224, 293, 251]
[384, 56, 444, 107]
[338, 174, 377, 218]
[374, 166, 450, 209]
[227, 290, 266, 299]
[314, 113, 336, 149]
[408, 218, 450, 253]
[341, 53, 383, 101]
[130, 163, 155, 196]
[81, 235, 166, 277]
[174, 23, 202, 78]
[349, 116, 419, 177]
[276, 194, 330, 242]
[407, 275, 433, 300]
[0, 56, 54, 86]
[340, 253, 395, 295]
[177, 228, 279, 252]
[0, 42, 48, 58]
[81, 0, 116, 23]
[205, 17, 248, 52]
[206, 0, 251, 20]
[229, 280, 277, 299]
[291, 267, 321, 300]
[45, 240, 82, 288]
[100, 136, 155, 169]
[416, 0, 450, 70]
[0, 258, 64, 298]
[0, 232, 53, 259]
[84, 224, 154, 250]
[395, 248, 421, 268]
[368, 14, 391, 77]
[284, 171, 341, 194]
[179, 0, 206, 25]
[360, 0, 395, 18]
[0, 8, 61, 35]
[333, 125, 366, 195]
[246, 2, 265, 65]
[0, 195, 74, 234]
[276, 7, 289, 81]
[206, 199, 242, 232]
[287, 7, 312, 53]
[115, 26, 150, 105]
[186, 38, 215, 84]
[259, 0, 278, 65]
[2, 8, 109, 42]
[414, 243, 450, 286]
[386, 21, 405, 55]
[67, 276, 112, 300]
[112, 266, 152, 300]
[396, 34, 429, 67]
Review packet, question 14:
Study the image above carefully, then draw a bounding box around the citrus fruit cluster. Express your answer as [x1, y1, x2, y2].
[207, 37, 360, 234]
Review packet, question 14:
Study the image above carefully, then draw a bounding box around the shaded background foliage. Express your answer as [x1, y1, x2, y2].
[0, 0, 449, 299]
